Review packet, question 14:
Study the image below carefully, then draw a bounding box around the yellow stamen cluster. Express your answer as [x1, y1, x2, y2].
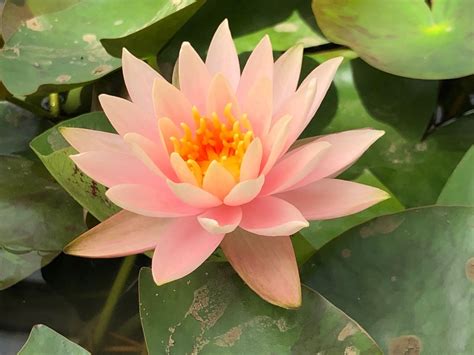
[169, 103, 253, 184]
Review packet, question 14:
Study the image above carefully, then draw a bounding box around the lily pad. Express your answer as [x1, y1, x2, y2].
[437, 146, 474, 206]
[139, 264, 381, 354]
[159, 0, 328, 63]
[0, 0, 204, 96]
[312, 0, 474, 79]
[302, 51, 474, 207]
[18, 324, 89, 354]
[300, 169, 404, 250]
[0, 155, 86, 289]
[30, 111, 119, 221]
[302, 206, 474, 354]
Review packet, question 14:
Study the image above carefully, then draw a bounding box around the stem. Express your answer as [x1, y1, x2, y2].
[49, 93, 60, 117]
[93, 255, 137, 348]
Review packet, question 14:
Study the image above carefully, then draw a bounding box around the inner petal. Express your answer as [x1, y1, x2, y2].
[165, 103, 255, 187]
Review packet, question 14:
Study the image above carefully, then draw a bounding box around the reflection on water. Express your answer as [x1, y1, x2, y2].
[0, 254, 149, 354]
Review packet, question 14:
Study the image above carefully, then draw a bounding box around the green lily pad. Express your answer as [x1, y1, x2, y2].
[301, 169, 404, 250]
[0, 0, 204, 96]
[302, 51, 473, 207]
[30, 111, 119, 221]
[0, 100, 50, 155]
[18, 324, 89, 354]
[312, 0, 474, 79]
[0, 155, 86, 289]
[139, 264, 381, 354]
[302, 206, 474, 354]
[437, 146, 474, 206]
[160, 0, 328, 63]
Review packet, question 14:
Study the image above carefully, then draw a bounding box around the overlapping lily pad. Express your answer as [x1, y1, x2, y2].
[30, 111, 119, 221]
[18, 324, 89, 354]
[139, 264, 381, 354]
[302, 206, 474, 354]
[312, 0, 474, 79]
[0, 0, 204, 95]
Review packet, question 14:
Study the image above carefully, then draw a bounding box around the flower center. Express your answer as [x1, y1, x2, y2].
[169, 103, 254, 184]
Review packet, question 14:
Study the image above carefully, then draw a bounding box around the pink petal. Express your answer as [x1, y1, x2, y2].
[223, 175, 265, 206]
[170, 152, 198, 185]
[261, 140, 331, 195]
[178, 42, 211, 112]
[60, 127, 128, 154]
[240, 196, 308, 236]
[99, 94, 158, 141]
[221, 230, 301, 308]
[205, 19, 240, 90]
[64, 210, 168, 257]
[291, 129, 385, 189]
[153, 78, 194, 126]
[276, 178, 390, 220]
[152, 217, 224, 285]
[197, 205, 242, 234]
[122, 48, 162, 117]
[70, 151, 160, 187]
[206, 74, 240, 118]
[261, 114, 292, 175]
[239, 138, 263, 181]
[241, 77, 272, 137]
[237, 35, 273, 100]
[158, 117, 181, 154]
[106, 184, 202, 218]
[123, 132, 175, 180]
[167, 180, 222, 208]
[202, 160, 236, 200]
[273, 44, 303, 112]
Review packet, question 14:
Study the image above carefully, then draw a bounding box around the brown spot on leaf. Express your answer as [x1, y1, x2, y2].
[360, 215, 405, 238]
[344, 346, 359, 355]
[341, 249, 352, 258]
[465, 257, 474, 281]
[82, 33, 97, 44]
[56, 74, 71, 83]
[213, 326, 242, 347]
[389, 335, 422, 355]
[90, 181, 98, 197]
[26, 17, 47, 31]
[337, 322, 358, 341]
[92, 64, 113, 75]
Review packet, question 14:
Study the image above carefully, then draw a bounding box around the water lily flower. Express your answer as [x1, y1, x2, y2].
[61, 20, 388, 308]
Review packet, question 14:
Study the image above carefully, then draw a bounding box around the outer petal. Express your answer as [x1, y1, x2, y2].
[276, 178, 390, 220]
[60, 127, 128, 154]
[241, 77, 272, 137]
[202, 160, 236, 200]
[153, 78, 194, 126]
[167, 180, 222, 208]
[64, 210, 167, 257]
[239, 138, 263, 181]
[206, 74, 240, 118]
[237, 35, 273, 100]
[221, 229, 301, 309]
[170, 152, 198, 185]
[261, 114, 292, 175]
[224, 175, 265, 206]
[240, 196, 308, 236]
[291, 129, 385, 189]
[273, 44, 303, 112]
[261, 141, 331, 195]
[122, 48, 162, 117]
[206, 19, 240, 90]
[99, 94, 158, 141]
[106, 184, 202, 218]
[152, 217, 224, 285]
[179, 42, 211, 112]
[70, 151, 159, 187]
[197, 205, 242, 234]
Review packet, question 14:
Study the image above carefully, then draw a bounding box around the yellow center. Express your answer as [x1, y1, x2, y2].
[169, 103, 254, 184]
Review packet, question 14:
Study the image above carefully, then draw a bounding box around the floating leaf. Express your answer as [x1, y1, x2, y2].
[30, 111, 119, 221]
[0, 0, 204, 95]
[139, 264, 381, 354]
[18, 324, 89, 354]
[312, 0, 474, 79]
[302, 206, 474, 354]
[0, 155, 86, 289]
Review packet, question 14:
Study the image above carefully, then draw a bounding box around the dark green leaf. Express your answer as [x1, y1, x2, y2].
[302, 206, 474, 354]
[139, 264, 381, 354]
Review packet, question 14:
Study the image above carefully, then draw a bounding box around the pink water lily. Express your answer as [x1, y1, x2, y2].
[61, 20, 388, 308]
